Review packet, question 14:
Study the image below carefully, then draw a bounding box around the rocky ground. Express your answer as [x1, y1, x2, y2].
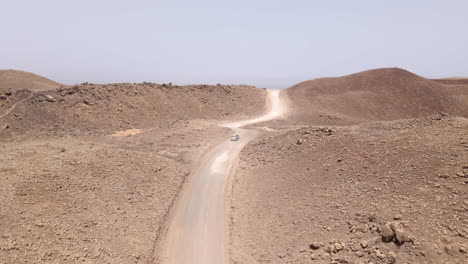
[2, 68, 468, 264]
[0, 73, 267, 263]
[0, 121, 231, 263]
[230, 115, 468, 264]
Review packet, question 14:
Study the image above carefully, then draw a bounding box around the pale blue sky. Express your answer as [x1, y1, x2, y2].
[1, 0, 467, 88]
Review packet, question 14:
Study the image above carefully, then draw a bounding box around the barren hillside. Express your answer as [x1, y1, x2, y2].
[230, 68, 468, 264]
[0, 71, 267, 263]
[285, 68, 468, 125]
[0, 70, 63, 91]
[0, 82, 266, 140]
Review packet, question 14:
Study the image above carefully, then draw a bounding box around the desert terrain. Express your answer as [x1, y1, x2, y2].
[0, 70, 266, 263]
[230, 68, 468, 264]
[1, 67, 467, 264]
[160, 90, 285, 264]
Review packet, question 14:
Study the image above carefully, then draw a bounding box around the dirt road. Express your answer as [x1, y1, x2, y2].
[0, 94, 33, 119]
[160, 90, 285, 264]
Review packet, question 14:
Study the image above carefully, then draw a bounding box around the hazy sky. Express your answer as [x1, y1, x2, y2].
[2, 0, 468, 88]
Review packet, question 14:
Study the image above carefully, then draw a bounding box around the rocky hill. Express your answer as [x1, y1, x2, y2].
[285, 68, 468, 125]
[0, 70, 63, 91]
[230, 68, 468, 264]
[1, 80, 266, 140]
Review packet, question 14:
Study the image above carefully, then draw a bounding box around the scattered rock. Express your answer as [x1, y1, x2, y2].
[310, 253, 319, 260]
[360, 240, 369, 248]
[83, 99, 93, 105]
[45, 95, 56, 102]
[459, 246, 467, 253]
[309, 242, 320, 250]
[387, 251, 397, 263]
[318, 127, 335, 135]
[325, 244, 337, 254]
[393, 228, 410, 244]
[380, 224, 395, 242]
[389, 222, 411, 244]
[375, 249, 386, 259]
[333, 242, 345, 251]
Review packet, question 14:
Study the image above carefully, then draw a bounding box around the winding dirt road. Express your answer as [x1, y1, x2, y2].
[160, 90, 286, 264]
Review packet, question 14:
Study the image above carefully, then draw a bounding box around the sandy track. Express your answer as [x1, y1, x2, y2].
[0, 94, 33, 119]
[160, 90, 286, 264]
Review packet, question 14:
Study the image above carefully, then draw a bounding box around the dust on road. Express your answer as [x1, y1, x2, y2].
[160, 90, 286, 264]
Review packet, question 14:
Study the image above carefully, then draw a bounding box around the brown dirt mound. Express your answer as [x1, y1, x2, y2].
[0, 70, 63, 91]
[285, 68, 468, 125]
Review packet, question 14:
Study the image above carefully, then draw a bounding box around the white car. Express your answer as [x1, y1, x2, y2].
[230, 134, 240, 141]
